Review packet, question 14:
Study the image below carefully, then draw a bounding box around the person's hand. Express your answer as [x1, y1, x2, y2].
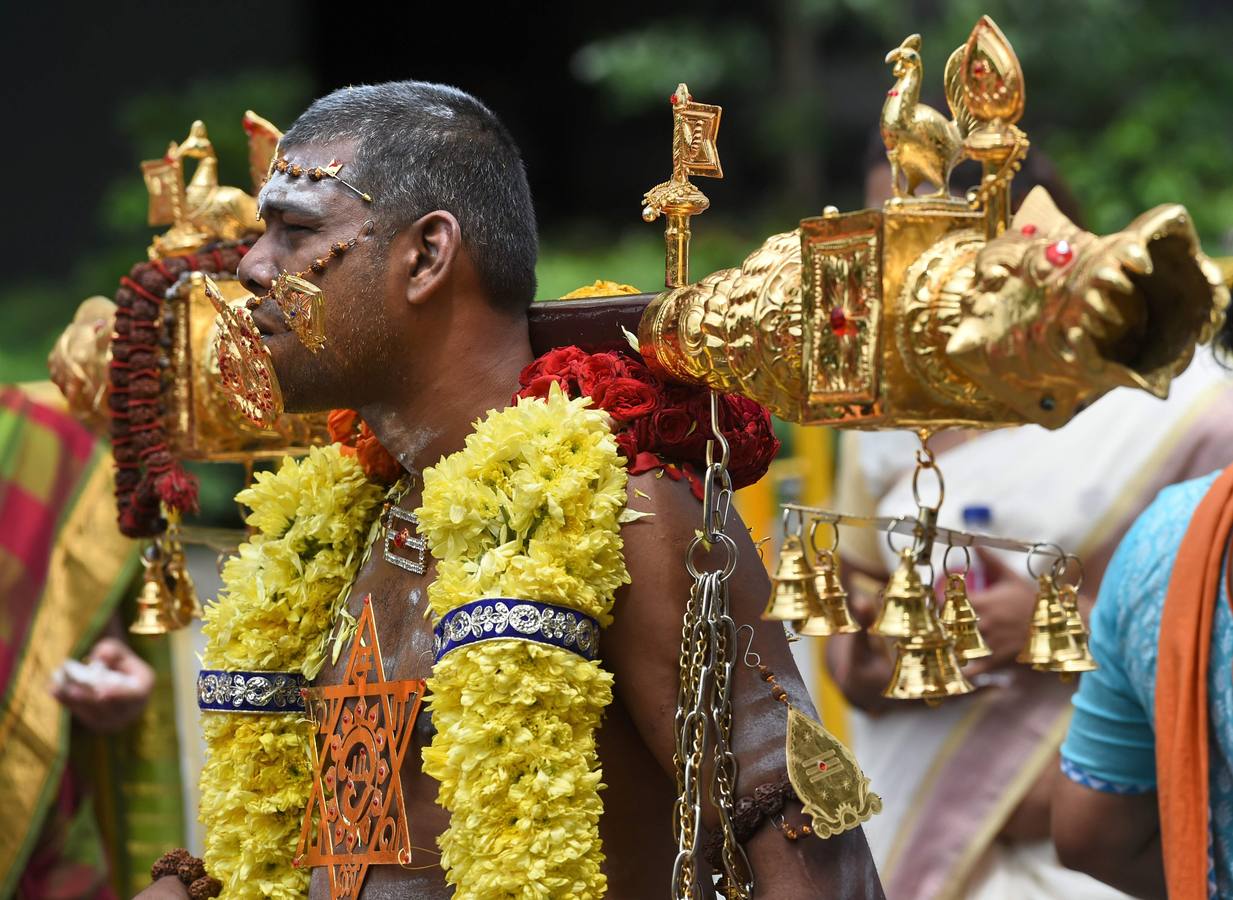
[51, 637, 155, 733]
[131, 876, 190, 900]
[964, 552, 1039, 677]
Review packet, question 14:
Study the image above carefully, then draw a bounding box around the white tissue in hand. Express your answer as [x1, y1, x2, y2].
[54, 658, 142, 693]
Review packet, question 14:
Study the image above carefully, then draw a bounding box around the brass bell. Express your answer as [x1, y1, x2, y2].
[939, 572, 991, 663]
[1016, 575, 1063, 667]
[763, 533, 827, 622]
[1040, 585, 1097, 677]
[794, 549, 860, 636]
[870, 548, 944, 641]
[883, 630, 973, 705]
[165, 540, 202, 627]
[130, 544, 176, 635]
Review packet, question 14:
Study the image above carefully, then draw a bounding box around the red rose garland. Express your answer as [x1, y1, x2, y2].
[515, 346, 780, 498]
[329, 346, 780, 493]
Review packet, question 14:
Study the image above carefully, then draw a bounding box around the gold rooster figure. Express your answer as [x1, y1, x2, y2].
[880, 34, 969, 198]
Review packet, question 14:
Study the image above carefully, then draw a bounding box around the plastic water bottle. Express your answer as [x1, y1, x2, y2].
[961, 504, 992, 592]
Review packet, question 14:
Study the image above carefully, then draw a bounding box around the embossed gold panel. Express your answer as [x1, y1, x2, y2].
[801, 211, 883, 409]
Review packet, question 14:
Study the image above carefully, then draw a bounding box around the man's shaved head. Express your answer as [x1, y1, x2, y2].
[281, 80, 538, 313]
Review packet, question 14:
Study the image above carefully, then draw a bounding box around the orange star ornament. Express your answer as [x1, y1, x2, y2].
[295, 597, 426, 899]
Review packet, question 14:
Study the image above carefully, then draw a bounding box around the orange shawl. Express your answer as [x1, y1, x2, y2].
[1156, 465, 1233, 898]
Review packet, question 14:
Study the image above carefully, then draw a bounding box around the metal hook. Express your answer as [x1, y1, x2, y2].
[704, 391, 732, 472]
[810, 518, 841, 557]
[1026, 543, 1064, 580]
[885, 516, 913, 555]
[736, 623, 761, 669]
[1051, 553, 1085, 592]
[943, 542, 972, 576]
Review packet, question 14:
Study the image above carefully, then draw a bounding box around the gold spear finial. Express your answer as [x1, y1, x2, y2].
[641, 83, 723, 288]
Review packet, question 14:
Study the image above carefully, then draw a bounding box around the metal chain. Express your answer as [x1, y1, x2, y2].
[671, 393, 749, 899]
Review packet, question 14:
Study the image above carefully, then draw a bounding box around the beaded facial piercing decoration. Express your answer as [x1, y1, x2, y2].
[256, 223, 372, 354]
[268, 155, 373, 204]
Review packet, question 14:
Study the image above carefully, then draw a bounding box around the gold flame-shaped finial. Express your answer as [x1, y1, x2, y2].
[959, 16, 1025, 124]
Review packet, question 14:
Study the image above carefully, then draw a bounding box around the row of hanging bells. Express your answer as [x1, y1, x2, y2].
[764, 531, 1097, 704]
[871, 548, 974, 704]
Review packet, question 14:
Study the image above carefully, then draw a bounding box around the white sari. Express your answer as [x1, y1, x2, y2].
[838, 351, 1233, 899]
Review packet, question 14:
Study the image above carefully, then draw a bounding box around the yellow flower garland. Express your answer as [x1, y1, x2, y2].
[200, 445, 385, 898]
[417, 384, 630, 898]
[198, 385, 630, 899]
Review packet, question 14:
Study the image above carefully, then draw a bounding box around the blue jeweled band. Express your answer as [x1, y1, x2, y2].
[197, 669, 308, 714]
[433, 599, 600, 664]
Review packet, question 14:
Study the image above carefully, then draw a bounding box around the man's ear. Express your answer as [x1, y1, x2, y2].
[396, 210, 462, 308]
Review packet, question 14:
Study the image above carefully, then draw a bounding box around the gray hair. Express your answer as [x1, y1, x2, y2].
[282, 81, 537, 312]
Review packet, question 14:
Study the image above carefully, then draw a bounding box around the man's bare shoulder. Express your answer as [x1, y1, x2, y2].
[619, 469, 770, 606]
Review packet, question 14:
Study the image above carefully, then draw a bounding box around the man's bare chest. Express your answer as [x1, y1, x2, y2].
[314, 497, 436, 688]
[304, 500, 451, 899]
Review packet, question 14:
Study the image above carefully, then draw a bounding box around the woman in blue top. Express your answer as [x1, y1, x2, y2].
[1056, 313, 1233, 900]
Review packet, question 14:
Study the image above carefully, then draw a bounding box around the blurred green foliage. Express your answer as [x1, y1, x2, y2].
[0, 70, 314, 387]
[3, 0, 1231, 524]
[575, 0, 1233, 244]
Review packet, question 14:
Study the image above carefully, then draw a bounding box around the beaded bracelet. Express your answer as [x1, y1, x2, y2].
[701, 777, 815, 873]
[151, 848, 222, 899]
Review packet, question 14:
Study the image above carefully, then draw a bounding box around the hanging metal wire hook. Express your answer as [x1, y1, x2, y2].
[736, 623, 761, 669]
[704, 391, 731, 472]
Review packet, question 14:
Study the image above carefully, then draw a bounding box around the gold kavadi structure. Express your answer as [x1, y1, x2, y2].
[638, 17, 1228, 431]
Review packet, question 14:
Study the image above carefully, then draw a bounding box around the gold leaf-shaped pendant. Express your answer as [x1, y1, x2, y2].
[786, 706, 882, 839]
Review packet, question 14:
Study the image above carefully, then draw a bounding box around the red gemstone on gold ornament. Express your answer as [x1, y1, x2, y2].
[830, 307, 856, 337]
[1045, 240, 1074, 267]
[1020, 224, 1037, 236]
